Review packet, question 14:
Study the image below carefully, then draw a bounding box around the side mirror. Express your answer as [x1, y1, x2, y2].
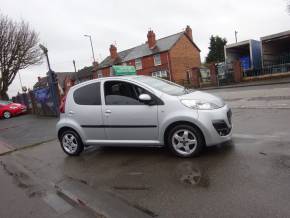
[139, 94, 152, 102]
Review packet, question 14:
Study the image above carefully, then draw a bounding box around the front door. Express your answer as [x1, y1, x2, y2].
[102, 80, 158, 141]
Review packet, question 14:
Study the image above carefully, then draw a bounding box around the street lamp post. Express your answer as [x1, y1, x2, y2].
[235, 30, 238, 43]
[39, 44, 59, 116]
[84, 34, 96, 63]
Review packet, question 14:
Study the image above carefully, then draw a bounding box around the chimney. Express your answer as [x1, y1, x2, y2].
[110, 44, 118, 59]
[92, 61, 99, 71]
[147, 30, 156, 49]
[93, 61, 99, 68]
[185, 25, 193, 40]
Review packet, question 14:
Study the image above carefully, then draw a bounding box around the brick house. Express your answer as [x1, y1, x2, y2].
[94, 25, 201, 85]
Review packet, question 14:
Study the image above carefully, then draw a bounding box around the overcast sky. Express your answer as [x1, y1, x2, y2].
[1, 0, 289, 96]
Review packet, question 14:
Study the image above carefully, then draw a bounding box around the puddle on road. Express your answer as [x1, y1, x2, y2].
[224, 98, 243, 102]
[175, 161, 209, 188]
[276, 154, 290, 169]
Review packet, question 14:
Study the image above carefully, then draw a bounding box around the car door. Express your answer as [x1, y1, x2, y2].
[69, 81, 106, 142]
[102, 80, 159, 142]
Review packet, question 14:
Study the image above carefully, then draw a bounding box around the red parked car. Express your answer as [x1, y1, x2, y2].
[0, 100, 27, 119]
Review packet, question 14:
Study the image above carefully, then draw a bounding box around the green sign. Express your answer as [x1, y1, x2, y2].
[112, 65, 136, 76]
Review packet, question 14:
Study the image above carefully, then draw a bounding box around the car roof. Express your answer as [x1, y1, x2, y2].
[71, 75, 159, 95]
[99, 75, 145, 81]
[74, 75, 147, 87]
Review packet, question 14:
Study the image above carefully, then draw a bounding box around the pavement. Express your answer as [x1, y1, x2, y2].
[0, 114, 57, 150]
[0, 83, 290, 218]
[201, 76, 290, 91]
[207, 83, 290, 109]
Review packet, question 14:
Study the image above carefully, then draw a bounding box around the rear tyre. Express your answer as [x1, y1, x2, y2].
[60, 130, 84, 156]
[3, 111, 11, 119]
[167, 124, 204, 158]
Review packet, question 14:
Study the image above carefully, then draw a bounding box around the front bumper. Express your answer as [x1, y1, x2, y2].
[197, 105, 232, 146]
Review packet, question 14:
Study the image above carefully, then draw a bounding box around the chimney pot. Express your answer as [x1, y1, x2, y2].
[185, 25, 193, 40]
[110, 44, 118, 59]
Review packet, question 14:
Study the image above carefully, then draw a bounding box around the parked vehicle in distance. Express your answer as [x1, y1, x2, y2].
[0, 100, 27, 119]
[56, 76, 232, 158]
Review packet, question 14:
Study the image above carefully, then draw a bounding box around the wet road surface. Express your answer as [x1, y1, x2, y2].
[0, 114, 57, 149]
[0, 159, 96, 218]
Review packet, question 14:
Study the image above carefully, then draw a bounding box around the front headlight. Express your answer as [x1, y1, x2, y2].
[181, 99, 220, 110]
[9, 106, 18, 109]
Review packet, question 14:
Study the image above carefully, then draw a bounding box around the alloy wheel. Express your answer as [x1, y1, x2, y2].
[62, 133, 78, 154]
[3, 111, 11, 119]
[171, 129, 197, 156]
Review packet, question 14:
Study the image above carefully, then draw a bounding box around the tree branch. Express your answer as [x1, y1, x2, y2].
[0, 13, 42, 99]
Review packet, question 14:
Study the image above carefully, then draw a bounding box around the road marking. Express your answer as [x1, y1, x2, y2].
[233, 133, 279, 140]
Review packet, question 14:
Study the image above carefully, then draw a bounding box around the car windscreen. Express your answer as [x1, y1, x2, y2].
[133, 76, 190, 96]
[0, 100, 11, 105]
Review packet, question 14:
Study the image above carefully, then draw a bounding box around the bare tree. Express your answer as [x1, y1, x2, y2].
[0, 14, 42, 100]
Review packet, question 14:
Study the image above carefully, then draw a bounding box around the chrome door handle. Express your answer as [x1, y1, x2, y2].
[105, 110, 111, 114]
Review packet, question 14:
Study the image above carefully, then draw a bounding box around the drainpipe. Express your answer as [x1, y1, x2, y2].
[166, 52, 172, 81]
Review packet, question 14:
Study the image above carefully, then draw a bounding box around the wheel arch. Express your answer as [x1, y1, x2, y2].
[163, 121, 205, 146]
[58, 126, 81, 141]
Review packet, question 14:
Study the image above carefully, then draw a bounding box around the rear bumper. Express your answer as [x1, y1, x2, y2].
[197, 105, 232, 146]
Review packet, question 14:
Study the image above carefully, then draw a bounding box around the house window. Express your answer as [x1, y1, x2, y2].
[135, 58, 142, 70]
[97, 70, 103, 78]
[153, 54, 161, 66]
[152, 70, 167, 78]
[110, 67, 114, 76]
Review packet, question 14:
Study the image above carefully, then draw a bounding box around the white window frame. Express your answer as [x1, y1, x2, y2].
[152, 70, 167, 78]
[135, 58, 142, 70]
[153, 54, 161, 66]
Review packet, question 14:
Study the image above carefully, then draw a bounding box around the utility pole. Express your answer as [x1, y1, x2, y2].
[84, 34, 96, 63]
[235, 30, 238, 43]
[39, 44, 59, 116]
[72, 60, 77, 73]
[18, 72, 23, 92]
[73, 59, 79, 83]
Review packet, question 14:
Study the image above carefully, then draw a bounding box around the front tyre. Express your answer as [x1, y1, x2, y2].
[60, 130, 84, 156]
[3, 111, 11, 119]
[167, 124, 204, 158]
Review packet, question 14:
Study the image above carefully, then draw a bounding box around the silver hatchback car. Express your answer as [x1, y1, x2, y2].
[57, 76, 232, 158]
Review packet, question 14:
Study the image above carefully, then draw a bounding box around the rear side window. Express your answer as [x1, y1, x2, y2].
[73, 82, 101, 105]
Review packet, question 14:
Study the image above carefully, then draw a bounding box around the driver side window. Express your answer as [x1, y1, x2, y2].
[104, 81, 151, 105]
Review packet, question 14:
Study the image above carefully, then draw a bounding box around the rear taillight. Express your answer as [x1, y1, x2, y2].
[60, 96, 66, 113]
